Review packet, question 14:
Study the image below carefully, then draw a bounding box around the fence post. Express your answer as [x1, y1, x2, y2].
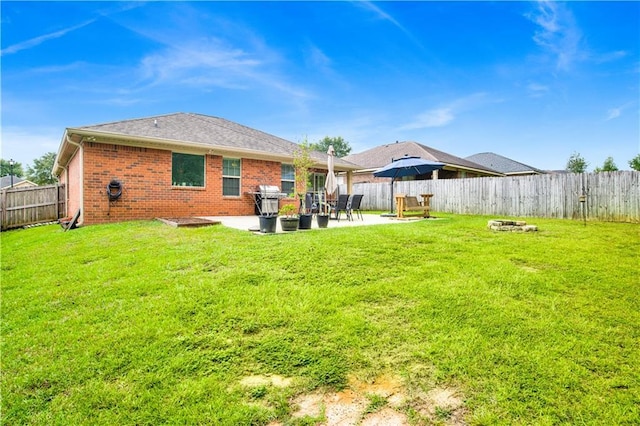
[1, 189, 6, 231]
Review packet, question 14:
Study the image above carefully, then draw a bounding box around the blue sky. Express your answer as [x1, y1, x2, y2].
[2, 1, 638, 172]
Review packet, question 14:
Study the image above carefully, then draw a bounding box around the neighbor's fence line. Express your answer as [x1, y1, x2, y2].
[1, 184, 66, 231]
[340, 171, 639, 223]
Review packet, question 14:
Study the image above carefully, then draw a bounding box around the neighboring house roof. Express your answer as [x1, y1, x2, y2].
[54, 112, 360, 176]
[1, 176, 37, 189]
[465, 152, 545, 175]
[343, 141, 503, 176]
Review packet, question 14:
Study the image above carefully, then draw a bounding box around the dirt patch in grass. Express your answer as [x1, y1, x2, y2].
[240, 374, 293, 388]
[244, 374, 467, 425]
[156, 217, 221, 228]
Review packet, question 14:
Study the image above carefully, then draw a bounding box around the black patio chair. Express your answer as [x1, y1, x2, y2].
[332, 194, 350, 221]
[348, 194, 364, 220]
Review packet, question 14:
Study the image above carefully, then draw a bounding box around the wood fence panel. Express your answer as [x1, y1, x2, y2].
[1, 184, 66, 231]
[351, 171, 639, 222]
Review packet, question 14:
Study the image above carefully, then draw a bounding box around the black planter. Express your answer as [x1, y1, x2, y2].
[259, 215, 277, 233]
[316, 214, 329, 228]
[280, 217, 299, 232]
[298, 213, 313, 230]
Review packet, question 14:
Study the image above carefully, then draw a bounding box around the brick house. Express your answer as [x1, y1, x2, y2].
[52, 113, 360, 226]
[343, 141, 503, 184]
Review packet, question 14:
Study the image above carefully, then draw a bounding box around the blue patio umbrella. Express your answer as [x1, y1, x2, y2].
[373, 155, 444, 214]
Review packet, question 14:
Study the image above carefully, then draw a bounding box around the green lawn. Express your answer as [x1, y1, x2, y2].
[2, 215, 638, 425]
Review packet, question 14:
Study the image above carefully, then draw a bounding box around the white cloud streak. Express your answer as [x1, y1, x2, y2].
[1, 19, 96, 56]
[526, 1, 584, 71]
[605, 101, 635, 121]
[357, 1, 424, 49]
[527, 82, 550, 98]
[399, 93, 493, 130]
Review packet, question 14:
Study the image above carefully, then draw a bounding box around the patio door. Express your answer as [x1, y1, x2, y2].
[312, 173, 325, 194]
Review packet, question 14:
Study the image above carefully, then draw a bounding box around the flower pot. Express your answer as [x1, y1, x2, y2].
[280, 217, 299, 232]
[259, 215, 277, 233]
[316, 214, 329, 228]
[298, 213, 313, 230]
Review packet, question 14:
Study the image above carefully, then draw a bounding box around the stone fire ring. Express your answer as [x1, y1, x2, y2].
[488, 219, 538, 232]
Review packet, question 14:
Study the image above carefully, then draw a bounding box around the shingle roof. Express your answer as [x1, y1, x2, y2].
[465, 152, 544, 175]
[56, 113, 359, 174]
[1, 176, 27, 189]
[344, 141, 502, 175]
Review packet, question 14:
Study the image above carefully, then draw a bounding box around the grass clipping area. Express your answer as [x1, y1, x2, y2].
[2, 215, 638, 425]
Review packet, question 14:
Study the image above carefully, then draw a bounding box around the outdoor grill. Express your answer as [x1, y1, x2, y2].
[251, 185, 287, 216]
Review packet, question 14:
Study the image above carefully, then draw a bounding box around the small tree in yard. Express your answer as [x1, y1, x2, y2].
[293, 138, 315, 211]
[594, 156, 618, 173]
[566, 152, 589, 173]
[628, 154, 640, 171]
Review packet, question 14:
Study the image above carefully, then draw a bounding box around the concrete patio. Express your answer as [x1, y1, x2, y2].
[200, 213, 423, 234]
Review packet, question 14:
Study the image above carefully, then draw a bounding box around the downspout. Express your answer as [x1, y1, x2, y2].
[65, 134, 84, 224]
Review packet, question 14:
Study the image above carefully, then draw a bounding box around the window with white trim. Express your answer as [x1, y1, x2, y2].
[281, 164, 295, 196]
[222, 158, 241, 196]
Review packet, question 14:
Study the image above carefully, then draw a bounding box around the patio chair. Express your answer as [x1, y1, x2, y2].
[332, 194, 350, 221]
[300, 192, 319, 215]
[348, 194, 364, 220]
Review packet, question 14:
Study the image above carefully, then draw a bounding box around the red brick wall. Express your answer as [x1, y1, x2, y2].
[58, 150, 82, 219]
[79, 142, 284, 224]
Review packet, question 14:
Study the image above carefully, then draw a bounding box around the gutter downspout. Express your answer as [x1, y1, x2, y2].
[64, 134, 83, 223]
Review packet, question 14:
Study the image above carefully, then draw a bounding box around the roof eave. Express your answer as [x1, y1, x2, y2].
[55, 128, 361, 173]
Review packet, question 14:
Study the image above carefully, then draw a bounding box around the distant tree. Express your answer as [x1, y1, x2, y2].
[26, 152, 57, 185]
[629, 154, 640, 171]
[310, 136, 352, 158]
[1, 158, 25, 178]
[594, 156, 618, 173]
[566, 152, 588, 173]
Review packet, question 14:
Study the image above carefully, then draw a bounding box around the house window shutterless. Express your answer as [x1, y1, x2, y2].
[223, 158, 241, 196]
[281, 164, 295, 196]
[172, 153, 205, 187]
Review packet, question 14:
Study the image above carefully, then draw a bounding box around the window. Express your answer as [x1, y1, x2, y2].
[281, 164, 295, 196]
[312, 173, 326, 193]
[223, 158, 241, 196]
[172, 153, 204, 187]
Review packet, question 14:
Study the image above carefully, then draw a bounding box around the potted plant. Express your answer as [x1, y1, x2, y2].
[279, 204, 299, 231]
[316, 191, 329, 228]
[293, 139, 315, 230]
[258, 214, 277, 233]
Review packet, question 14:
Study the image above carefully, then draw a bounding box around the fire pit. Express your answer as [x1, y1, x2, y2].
[488, 219, 537, 232]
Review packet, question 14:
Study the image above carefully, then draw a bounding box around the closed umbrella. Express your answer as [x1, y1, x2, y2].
[323, 145, 338, 214]
[373, 155, 444, 214]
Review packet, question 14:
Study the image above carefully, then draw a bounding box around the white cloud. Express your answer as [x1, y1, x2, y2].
[402, 108, 455, 130]
[116, 10, 312, 101]
[606, 108, 621, 121]
[399, 93, 494, 130]
[139, 38, 261, 86]
[1, 19, 96, 56]
[527, 82, 550, 98]
[356, 1, 423, 49]
[526, 1, 584, 71]
[306, 45, 332, 72]
[593, 50, 627, 64]
[605, 101, 635, 121]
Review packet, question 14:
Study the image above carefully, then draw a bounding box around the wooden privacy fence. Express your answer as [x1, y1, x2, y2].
[1, 184, 66, 231]
[345, 171, 639, 223]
